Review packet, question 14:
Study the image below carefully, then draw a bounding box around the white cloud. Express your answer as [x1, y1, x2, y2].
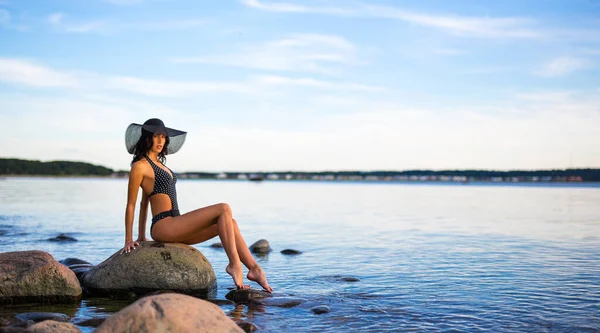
[535, 57, 589, 77]
[240, 0, 541, 39]
[255, 75, 382, 92]
[172, 33, 357, 73]
[106, 76, 254, 96]
[239, 0, 352, 15]
[0, 58, 79, 87]
[48, 13, 64, 25]
[0, 58, 378, 97]
[49, 17, 204, 34]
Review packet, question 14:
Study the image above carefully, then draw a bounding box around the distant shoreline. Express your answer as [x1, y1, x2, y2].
[2, 158, 600, 183]
[3, 175, 600, 186]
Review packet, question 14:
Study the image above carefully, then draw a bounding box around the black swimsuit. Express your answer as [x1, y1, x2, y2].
[145, 155, 180, 231]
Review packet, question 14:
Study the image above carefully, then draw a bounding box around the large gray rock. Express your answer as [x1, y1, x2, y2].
[0, 251, 82, 305]
[82, 242, 216, 297]
[94, 293, 244, 333]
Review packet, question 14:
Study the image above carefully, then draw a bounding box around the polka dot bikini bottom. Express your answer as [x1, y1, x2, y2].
[151, 209, 180, 231]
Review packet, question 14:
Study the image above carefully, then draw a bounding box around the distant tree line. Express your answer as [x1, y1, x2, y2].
[0, 158, 113, 176]
[2, 158, 600, 181]
[200, 168, 600, 182]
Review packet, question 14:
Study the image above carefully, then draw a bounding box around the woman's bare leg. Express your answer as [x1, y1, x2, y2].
[180, 218, 273, 292]
[151, 203, 249, 289]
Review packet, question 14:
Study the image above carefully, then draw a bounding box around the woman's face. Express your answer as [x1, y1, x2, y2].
[150, 133, 166, 154]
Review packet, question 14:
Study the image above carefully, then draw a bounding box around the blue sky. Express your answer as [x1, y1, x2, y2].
[1, 0, 599, 172]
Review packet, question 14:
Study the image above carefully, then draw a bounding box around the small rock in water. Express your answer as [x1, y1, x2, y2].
[209, 242, 223, 249]
[15, 312, 69, 323]
[59, 258, 93, 267]
[319, 275, 361, 283]
[237, 321, 259, 332]
[48, 234, 77, 242]
[249, 239, 272, 254]
[342, 277, 360, 282]
[257, 297, 306, 308]
[311, 305, 330, 314]
[280, 249, 302, 255]
[225, 289, 272, 303]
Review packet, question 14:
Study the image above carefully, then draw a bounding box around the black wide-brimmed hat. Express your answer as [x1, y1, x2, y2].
[125, 118, 187, 154]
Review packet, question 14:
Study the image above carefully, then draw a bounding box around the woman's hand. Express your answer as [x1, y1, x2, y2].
[120, 240, 140, 254]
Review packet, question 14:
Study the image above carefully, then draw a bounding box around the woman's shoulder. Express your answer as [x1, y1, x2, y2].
[131, 159, 150, 172]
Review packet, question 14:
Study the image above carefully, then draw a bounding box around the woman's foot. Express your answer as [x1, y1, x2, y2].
[226, 263, 249, 289]
[247, 266, 273, 293]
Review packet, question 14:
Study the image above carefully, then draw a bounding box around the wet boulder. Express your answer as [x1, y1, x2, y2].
[81, 242, 216, 297]
[225, 289, 272, 304]
[94, 293, 244, 333]
[0, 251, 82, 305]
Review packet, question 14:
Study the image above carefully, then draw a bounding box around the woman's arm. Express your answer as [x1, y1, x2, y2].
[122, 163, 144, 254]
[137, 192, 149, 241]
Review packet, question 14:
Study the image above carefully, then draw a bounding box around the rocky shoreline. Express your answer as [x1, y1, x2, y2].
[0, 239, 339, 332]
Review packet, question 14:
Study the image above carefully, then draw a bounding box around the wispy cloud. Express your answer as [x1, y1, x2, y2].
[172, 33, 357, 73]
[106, 76, 253, 96]
[0, 58, 79, 87]
[47, 13, 205, 33]
[239, 0, 352, 15]
[255, 75, 382, 92]
[48, 12, 64, 25]
[535, 57, 589, 77]
[0, 58, 379, 97]
[240, 0, 541, 39]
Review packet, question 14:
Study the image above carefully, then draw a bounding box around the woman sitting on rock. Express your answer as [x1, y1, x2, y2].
[122, 118, 272, 292]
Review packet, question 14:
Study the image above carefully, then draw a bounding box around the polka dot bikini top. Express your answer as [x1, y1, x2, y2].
[144, 155, 179, 211]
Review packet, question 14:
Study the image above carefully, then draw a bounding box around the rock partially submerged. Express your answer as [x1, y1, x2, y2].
[209, 242, 223, 249]
[14, 313, 68, 323]
[81, 242, 216, 297]
[0, 251, 82, 305]
[311, 305, 330, 314]
[94, 293, 244, 333]
[225, 289, 272, 304]
[59, 258, 94, 284]
[281, 249, 302, 255]
[47, 234, 77, 242]
[249, 239, 272, 254]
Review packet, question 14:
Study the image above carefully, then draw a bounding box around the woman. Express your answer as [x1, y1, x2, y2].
[122, 118, 272, 292]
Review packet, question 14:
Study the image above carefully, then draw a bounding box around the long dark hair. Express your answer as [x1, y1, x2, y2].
[131, 129, 170, 166]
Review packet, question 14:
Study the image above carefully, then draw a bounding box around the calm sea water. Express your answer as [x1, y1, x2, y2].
[1, 178, 599, 332]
